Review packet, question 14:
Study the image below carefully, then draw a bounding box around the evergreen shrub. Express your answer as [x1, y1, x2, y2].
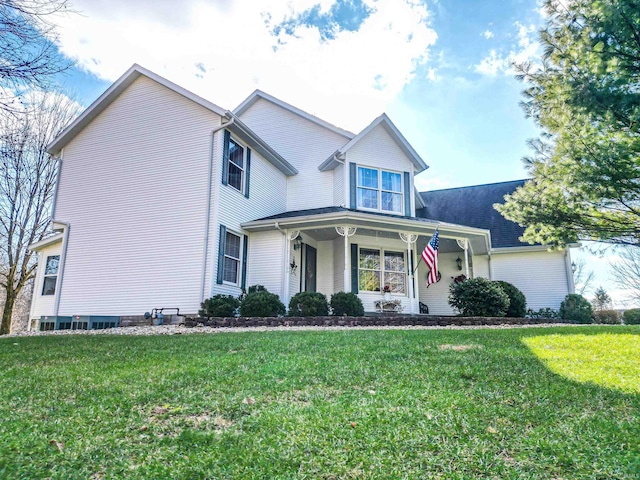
[199, 294, 239, 317]
[559, 294, 593, 323]
[288, 292, 329, 317]
[493, 280, 527, 317]
[448, 277, 509, 317]
[330, 292, 365, 316]
[239, 288, 286, 317]
[622, 308, 640, 325]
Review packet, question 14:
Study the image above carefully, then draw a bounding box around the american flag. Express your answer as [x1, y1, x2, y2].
[422, 229, 439, 287]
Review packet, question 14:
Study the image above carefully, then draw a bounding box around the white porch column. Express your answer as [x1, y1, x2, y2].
[400, 232, 419, 314]
[283, 230, 300, 305]
[464, 239, 470, 278]
[335, 226, 357, 291]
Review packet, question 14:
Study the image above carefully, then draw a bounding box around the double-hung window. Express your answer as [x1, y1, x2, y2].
[357, 166, 403, 214]
[227, 138, 244, 192]
[42, 255, 60, 295]
[223, 231, 242, 284]
[358, 248, 405, 293]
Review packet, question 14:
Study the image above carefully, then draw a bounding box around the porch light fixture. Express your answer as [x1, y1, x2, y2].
[293, 235, 302, 251]
[571, 261, 576, 273]
[456, 256, 463, 271]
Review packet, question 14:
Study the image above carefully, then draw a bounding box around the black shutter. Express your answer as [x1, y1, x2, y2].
[244, 148, 251, 198]
[241, 235, 248, 289]
[404, 171, 411, 216]
[350, 243, 359, 293]
[349, 162, 357, 209]
[216, 224, 227, 284]
[222, 130, 230, 186]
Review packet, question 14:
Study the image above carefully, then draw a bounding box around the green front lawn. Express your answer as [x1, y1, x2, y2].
[1, 326, 638, 479]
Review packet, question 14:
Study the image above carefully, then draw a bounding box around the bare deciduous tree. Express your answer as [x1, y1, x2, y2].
[573, 257, 594, 296]
[0, 0, 72, 113]
[610, 247, 640, 306]
[0, 91, 80, 334]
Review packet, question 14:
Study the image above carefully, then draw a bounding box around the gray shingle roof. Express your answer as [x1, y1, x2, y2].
[417, 179, 532, 248]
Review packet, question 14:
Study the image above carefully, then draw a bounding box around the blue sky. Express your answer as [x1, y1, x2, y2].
[46, 0, 623, 305]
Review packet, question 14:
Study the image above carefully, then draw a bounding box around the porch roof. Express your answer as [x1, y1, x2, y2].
[242, 207, 492, 254]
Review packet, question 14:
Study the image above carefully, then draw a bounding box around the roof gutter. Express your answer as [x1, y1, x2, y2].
[200, 113, 235, 302]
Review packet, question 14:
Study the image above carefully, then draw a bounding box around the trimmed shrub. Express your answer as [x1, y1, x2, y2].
[288, 292, 329, 317]
[494, 281, 527, 317]
[330, 291, 365, 316]
[448, 277, 510, 317]
[623, 308, 640, 325]
[593, 309, 621, 325]
[199, 294, 239, 317]
[526, 308, 559, 320]
[559, 294, 593, 324]
[239, 289, 286, 317]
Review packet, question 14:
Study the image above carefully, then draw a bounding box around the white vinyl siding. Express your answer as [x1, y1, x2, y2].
[316, 240, 335, 296]
[472, 255, 490, 278]
[236, 97, 350, 211]
[54, 75, 220, 315]
[246, 230, 285, 297]
[491, 250, 571, 310]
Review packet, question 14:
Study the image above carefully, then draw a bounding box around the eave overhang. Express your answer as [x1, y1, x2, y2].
[242, 209, 491, 254]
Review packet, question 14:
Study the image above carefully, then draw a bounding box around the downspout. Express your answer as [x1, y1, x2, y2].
[54, 221, 71, 316]
[200, 114, 235, 302]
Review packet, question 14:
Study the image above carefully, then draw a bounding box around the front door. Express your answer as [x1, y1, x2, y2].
[303, 244, 317, 292]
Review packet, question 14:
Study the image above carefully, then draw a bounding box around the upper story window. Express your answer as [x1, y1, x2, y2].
[222, 130, 251, 198]
[227, 138, 244, 192]
[42, 255, 60, 295]
[357, 166, 403, 214]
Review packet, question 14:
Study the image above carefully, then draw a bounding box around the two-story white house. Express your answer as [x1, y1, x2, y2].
[28, 65, 574, 329]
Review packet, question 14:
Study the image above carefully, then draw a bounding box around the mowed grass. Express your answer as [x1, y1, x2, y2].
[0, 326, 638, 479]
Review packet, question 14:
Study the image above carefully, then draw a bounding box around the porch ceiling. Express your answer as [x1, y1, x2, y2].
[242, 209, 492, 255]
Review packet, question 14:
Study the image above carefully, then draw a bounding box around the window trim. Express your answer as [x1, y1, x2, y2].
[356, 165, 404, 214]
[222, 229, 243, 286]
[357, 246, 406, 294]
[42, 255, 60, 296]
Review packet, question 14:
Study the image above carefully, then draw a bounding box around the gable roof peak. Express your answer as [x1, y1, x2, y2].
[233, 89, 355, 139]
[319, 112, 428, 173]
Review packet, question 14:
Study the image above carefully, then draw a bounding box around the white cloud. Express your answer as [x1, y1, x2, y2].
[473, 49, 508, 76]
[482, 30, 494, 39]
[52, 0, 437, 132]
[474, 22, 540, 76]
[414, 173, 451, 192]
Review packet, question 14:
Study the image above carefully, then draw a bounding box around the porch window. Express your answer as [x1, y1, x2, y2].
[357, 166, 403, 214]
[358, 248, 405, 293]
[42, 255, 60, 296]
[223, 231, 242, 284]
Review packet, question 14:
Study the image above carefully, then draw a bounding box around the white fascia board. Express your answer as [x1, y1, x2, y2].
[242, 211, 491, 252]
[227, 114, 297, 176]
[28, 232, 64, 251]
[233, 89, 355, 139]
[323, 113, 428, 173]
[47, 64, 227, 156]
[491, 245, 556, 254]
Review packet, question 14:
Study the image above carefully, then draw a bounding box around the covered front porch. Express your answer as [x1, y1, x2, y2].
[242, 208, 492, 315]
